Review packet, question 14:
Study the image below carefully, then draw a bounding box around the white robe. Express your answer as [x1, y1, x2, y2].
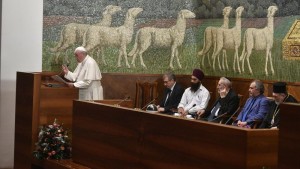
[64, 55, 103, 100]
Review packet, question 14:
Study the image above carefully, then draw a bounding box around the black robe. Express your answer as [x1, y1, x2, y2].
[202, 89, 239, 122]
[259, 94, 298, 128]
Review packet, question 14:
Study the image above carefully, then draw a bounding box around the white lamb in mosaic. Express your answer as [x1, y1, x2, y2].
[211, 6, 244, 73]
[83, 7, 143, 68]
[240, 6, 278, 76]
[128, 9, 196, 69]
[198, 6, 232, 69]
[51, 5, 122, 64]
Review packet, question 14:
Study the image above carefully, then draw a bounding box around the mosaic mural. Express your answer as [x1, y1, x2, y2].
[43, 0, 300, 82]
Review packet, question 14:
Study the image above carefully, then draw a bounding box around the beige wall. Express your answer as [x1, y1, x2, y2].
[0, 0, 43, 168]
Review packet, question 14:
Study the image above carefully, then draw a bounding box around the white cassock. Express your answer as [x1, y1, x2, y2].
[64, 55, 103, 100]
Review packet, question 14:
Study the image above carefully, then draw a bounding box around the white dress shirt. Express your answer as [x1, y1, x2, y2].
[178, 84, 210, 114]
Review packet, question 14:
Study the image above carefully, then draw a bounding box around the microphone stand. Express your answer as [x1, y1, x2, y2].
[210, 112, 228, 122]
[186, 104, 196, 118]
[50, 64, 71, 86]
[224, 109, 240, 125]
[57, 64, 70, 76]
[114, 96, 130, 106]
[141, 97, 158, 110]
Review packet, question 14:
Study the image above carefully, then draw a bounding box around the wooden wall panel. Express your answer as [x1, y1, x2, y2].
[39, 87, 78, 129]
[101, 73, 300, 109]
[72, 101, 279, 169]
[15, 72, 78, 169]
[279, 103, 300, 169]
[72, 102, 144, 169]
[286, 84, 300, 101]
[15, 72, 39, 169]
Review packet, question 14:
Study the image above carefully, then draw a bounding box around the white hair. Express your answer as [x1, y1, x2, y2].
[74, 46, 87, 53]
[220, 77, 232, 88]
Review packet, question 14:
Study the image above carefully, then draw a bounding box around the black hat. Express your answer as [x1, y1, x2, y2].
[273, 82, 287, 93]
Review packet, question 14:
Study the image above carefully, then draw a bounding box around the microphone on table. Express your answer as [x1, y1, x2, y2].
[114, 96, 130, 106]
[224, 109, 240, 125]
[210, 112, 228, 122]
[187, 104, 196, 118]
[141, 96, 159, 110]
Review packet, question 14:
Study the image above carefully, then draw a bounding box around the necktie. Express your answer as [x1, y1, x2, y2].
[242, 98, 256, 121]
[211, 102, 221, 116]
[164, 89, 172, 106]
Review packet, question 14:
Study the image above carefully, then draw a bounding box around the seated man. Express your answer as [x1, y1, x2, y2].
[198, 77, 239, 123]
[260, 82, 298, 129]
[157, 72, 184, 115]
[236, 80, 269, 128]
[177, 69, 210, 118]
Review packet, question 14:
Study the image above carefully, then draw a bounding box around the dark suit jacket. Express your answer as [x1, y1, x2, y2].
[259, 95, 298, 128]
[236, 94, 269, 125]
[159, 83, 184, 115]
[203, 89, 239, 121]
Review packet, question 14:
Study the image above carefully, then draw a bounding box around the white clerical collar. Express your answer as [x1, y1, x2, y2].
[81, 55, 90, 66]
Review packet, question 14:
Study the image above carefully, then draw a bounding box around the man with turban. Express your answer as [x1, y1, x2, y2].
[177, 68, 210, 118]
[260, 82, 298, 129]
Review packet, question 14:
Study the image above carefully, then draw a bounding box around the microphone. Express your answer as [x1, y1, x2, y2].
[114, 96, 130, 106]
[187, 104, 196, 118]
[141, 96, 159, 110]
[63, 63, 70, 67]
[58, 63, 70, 76]
[210, 112, 228, 122]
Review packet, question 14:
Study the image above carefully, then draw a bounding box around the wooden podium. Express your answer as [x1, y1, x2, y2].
[72, 101, 279, 169]
[14, 72, 79, 169]
[14, 72, 134, 169]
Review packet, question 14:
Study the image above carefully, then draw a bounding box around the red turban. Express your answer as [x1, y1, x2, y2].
[192, 69, 204, 81]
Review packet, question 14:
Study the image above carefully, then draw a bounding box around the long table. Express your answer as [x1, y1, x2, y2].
[72, 101, 278, 169]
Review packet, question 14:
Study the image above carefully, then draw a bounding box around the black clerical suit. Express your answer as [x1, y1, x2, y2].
[202, 89, 239, 123]
[259, 94, 298, 128]
[159, 83, 184, 115]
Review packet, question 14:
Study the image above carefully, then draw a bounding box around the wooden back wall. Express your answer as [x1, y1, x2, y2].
[101, 73, 300, 108]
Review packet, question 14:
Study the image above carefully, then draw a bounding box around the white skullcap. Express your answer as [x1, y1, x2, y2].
[74, 46, 87, 53]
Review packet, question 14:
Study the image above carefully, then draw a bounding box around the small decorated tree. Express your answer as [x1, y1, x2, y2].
[33, 119, 71, 160]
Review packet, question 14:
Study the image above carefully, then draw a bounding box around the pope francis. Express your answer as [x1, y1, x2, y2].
[62, 46, 103, 100]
